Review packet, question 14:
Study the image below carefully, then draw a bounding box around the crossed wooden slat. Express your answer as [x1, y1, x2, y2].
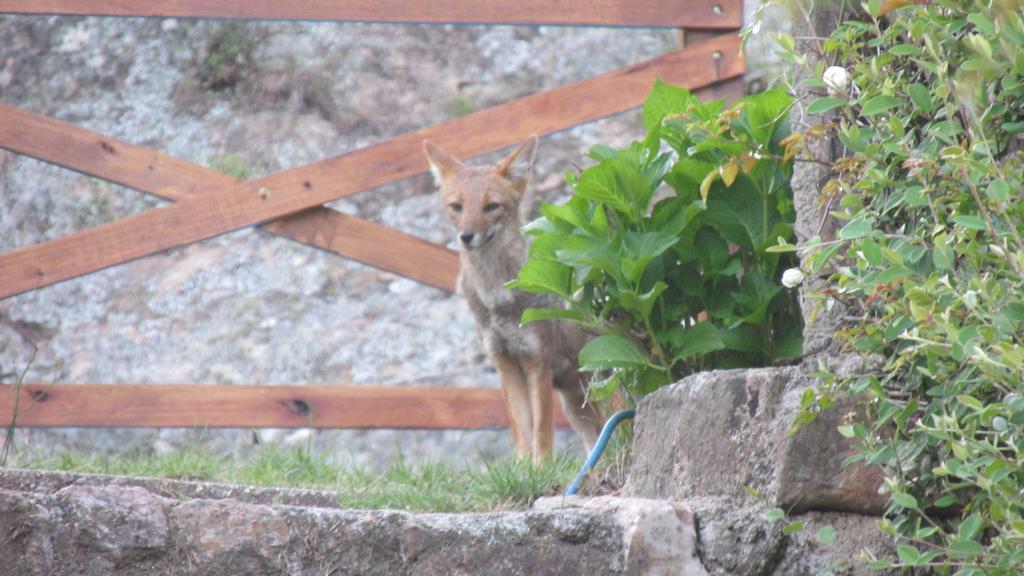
[0, 33, 743, 301]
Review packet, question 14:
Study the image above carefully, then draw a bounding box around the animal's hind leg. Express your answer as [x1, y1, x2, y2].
[491, 352, 532, 459]
[555, 379, 603, 453]
[521, 356, 554, 465]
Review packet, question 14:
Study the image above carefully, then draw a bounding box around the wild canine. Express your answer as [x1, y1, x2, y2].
[423, 136, 603, 464]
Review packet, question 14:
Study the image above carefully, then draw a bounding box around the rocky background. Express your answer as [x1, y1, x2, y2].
[0, 15, 705, 468]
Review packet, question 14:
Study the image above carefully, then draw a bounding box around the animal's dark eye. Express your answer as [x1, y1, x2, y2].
[483, 202, 502, 213]
[449, 202, 463, 213]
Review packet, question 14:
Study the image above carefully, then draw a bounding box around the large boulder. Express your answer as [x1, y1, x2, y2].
[622, 367, 892, 576]
[624, 367, 884, 515]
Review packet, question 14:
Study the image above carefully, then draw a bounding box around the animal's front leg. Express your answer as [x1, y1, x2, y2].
[522, 356, 554, 465]
[491, 351, 532, 459]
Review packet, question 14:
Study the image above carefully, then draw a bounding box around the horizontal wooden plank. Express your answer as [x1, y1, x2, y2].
[0, 0, 743, 29]
[0, 103, 459, 292]
[0, 384, 572, 429]
[0, 35, 743, 300]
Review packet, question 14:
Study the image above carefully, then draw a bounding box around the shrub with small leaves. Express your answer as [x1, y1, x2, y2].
[776, 0, 1024, 572]
[510, 81, 803, 402]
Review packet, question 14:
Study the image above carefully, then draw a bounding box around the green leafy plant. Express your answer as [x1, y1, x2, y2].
[511, 81, 803, 402]
[778, 0, 1024, 572]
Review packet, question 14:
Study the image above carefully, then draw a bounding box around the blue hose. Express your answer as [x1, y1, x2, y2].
[564, 409, 636, 496]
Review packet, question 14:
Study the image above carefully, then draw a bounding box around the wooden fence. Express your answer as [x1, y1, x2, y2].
[0, 0, 745, 430]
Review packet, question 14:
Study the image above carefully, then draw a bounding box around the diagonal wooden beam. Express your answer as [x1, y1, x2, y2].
[0, 0, 743, 29]
[0, 103, 460, 292]
[0, 34, 744, 300]
[0, 383, 572, 429]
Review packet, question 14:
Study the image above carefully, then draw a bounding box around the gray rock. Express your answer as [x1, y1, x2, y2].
[536, 495, 707, 576]
[772, 511, 896, 576]
[622, 368, 890, 575]
[624, 368, 885, 515]
[0, 469, 710, 575]
[170, 499, 289, 575]
[57, 485, 169, 569]
[0, 489, 55, 576]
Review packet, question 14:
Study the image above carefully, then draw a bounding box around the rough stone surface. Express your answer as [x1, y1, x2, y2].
[0, 489, 55, 576]
[536, 495, 707, 576]
[773, 511, 896, 576]
[0, 469, 705, 576]
[623, 367, 885, 515]
[787, 6, 858, 368]
[57, 485, 169, 570]
[622, 368, 891, 576]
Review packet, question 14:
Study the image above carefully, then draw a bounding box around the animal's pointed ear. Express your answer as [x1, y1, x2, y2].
[495, 135, 538, 193]
[423, 140, 463, 184]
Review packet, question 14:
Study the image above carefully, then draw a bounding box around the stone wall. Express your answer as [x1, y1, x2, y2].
[623, 368, 894, 575]
[0, 468, 705, 576]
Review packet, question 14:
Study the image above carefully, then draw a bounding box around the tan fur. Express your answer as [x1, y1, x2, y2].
[423, 137, 603, 463]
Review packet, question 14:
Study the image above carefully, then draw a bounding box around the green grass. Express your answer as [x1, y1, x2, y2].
[14, 443, 587, 512]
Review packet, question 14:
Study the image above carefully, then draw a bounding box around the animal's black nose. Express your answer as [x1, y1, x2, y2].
[459, 231, 475, 245]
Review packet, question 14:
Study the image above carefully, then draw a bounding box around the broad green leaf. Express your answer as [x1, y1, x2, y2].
[958, 513, 983, 540]
[520, 307, 584, 325]
[651, 198, 704, 238]
[763, 508, 785, 522]
[967, 12, 995, 36]
[701, 175, 782, 251]
[987, 179, 1010, 202]
[957, 394, 983, 410]
[952, 215, 987, 231]
[623, 230, 680, 261]
[897, 545, 921, 564]
[643, 78, 696, 131]
[889, 43, 920, 56]
[806, 96, 847, 115]
[674, 321, 726, 358]
[892, 492, 919, 509]
[618, 282, 668, 318]
[932, 244, 954, 270]
[576, 156, 650, 222]
[579, 334, 655, 371]
[740, 87, 793, 146]
[540, 199, 593, 235]
[720, 324, 767, 355]
[949, 539, 984, 557]
[511, 258, 571, 299]
[665, 159, 716, 201]
[860, 95, 900, 116]
[839, 216, 874, 240]
[907, 83, 933, 113]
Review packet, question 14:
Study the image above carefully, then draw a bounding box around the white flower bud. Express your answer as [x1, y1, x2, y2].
[571, 287, 585, 302]
[781, 268, 805, 288]
[822, 66, 850, 93]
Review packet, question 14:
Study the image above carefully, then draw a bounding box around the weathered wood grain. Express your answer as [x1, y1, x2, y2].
[0, 0, 742, 29]
[0, 35, 743, 300]
[0, 103, 459, 292]
[0, 383, 572, 429]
